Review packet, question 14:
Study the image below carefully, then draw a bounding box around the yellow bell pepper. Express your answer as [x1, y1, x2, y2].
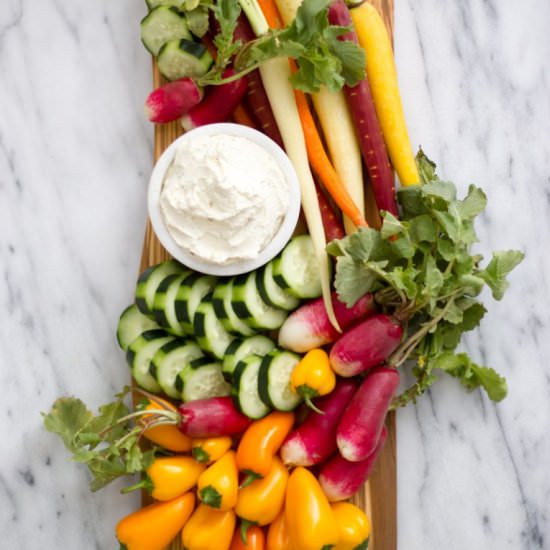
[236, 411, 294, 484]
[331, 502, 371, 550]
[236, 456, 289, 527]
[123, 455, 205, 501]
[197, 450, 239, 510]
[192, 435, 233, 464]
[285, 467, 339, 550]
[181, 504, 236, 550]
[116, 492, 195, 550]
[290, 349, 336, 412]
[266, 511, 294, 550]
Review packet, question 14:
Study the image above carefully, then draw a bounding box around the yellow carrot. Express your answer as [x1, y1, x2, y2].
[350, 2, 419, 187]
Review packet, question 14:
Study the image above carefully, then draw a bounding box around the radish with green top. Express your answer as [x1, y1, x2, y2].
[144, 77, 203, 123]
[278, 292, 376, 353]
[337, 366, 399, 462]
[319, 426, 387, 501]
[329, 313, 403, 377]
[280, 378, 357, 466]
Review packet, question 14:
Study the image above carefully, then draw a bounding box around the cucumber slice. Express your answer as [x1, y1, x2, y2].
[258, 350, 302, 411]
[271, 235, 323, 299]
[175, 273, 217, 334]
[157, 38, 213, 80]
[222, 335, 276, 381]
[135, 260, 186, 316]
[126, 329, 175, 393]
[193, 294, 235, 359]
[232, 355, 270, 419]
[231, 272, 288, 330]
[212, 279, 255, 337]
[116, 304, 161, 351]
[179, 358, 231, 402]
[140, 6, 191, 56]
[152, 272, 188, 335]
[256, 262, 300, 311]
[150, 339, 203, 398]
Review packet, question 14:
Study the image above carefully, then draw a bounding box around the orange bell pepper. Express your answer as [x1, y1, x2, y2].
[290, 349, 336, 413]
[332, 502, 371, 550]
[139, 400, 192, 452]
[192, 435, 233, 464]
[116, 492, 194, 550]
[230, 524, 266, 550]
[197, 450, 239, 510]
[285, 467, 339, 550]
[236, 456, 288, 527]
[182, 504, 236, 550]
[236, 411, 294, 485]
[266, 511, 294, 550]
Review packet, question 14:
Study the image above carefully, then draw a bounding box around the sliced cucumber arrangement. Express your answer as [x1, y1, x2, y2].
[232, 355, 270, 419]
[135, 260, 186, 316]
[222, 335, 276, 381]
[256, 262, 300, 311]
[193, 294, 235, 359]
[231, 272, 288, 330]
[157, 38, 213, 80]
[179, 358, 231, 402]
[272, 235, 323, 299]
[126, 329, 175, 393]
[152, 272, 188, 335]
[140, 6, 191, 56]
[259, 350, 302, 411]
[175, 273, 216, 334]
[150, 339, 203, 398]
[212, 279, 255, 337]
[117, 304, 161, 351]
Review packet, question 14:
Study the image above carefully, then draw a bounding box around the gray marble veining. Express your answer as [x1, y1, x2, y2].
[1, 0, 549, 549]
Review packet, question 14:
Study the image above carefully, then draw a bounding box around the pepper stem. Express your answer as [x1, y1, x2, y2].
[199, 485, 222, 509]
[297, 386, 324, 415]
[120, 474, 153, 495]
[240, 519, 257, 545]
[240, 469, 262, 488]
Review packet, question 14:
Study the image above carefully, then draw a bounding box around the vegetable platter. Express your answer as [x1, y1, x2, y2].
[42, 0, 523, 549]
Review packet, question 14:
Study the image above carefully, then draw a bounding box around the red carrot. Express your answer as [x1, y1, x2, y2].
[315, 182, 345, 243]
[328, 0, 398, 217]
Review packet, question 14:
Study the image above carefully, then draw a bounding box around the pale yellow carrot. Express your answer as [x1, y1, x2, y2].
[350, 2, 419, 187]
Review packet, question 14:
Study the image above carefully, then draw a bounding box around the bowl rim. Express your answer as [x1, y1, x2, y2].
[147, 123, 301, 277]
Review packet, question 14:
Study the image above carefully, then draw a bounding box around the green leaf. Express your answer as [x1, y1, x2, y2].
[385, 266, 418, 299]
[380, 212, 406, 239]
[409, 215, 437, 243]
[459, 302, 487, 330]
[431, 352, 508, 402]
[389, 233, 415, 259]
[334, 256, 380, 306]
[437, 237, 456, 261]
[345, 227, 384, 261]
[455, 185, 487, 220]
[416, 148, 438, 184]
[397, 186, 428, 217]
[43, 398, 94, 452]
[478, 250, 525, 300]
[423, 181, 457, 204]
[326, 29, 366, 86]
[433, 210, 461, 243]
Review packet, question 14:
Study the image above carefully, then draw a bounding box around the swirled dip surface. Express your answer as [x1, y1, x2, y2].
[159, 134, 289, 265]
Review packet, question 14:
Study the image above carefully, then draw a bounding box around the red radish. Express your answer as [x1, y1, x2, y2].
[337, 366, 399, 461]
[329, 313, 402, 377]
[319, 426, 387, 501]
[181, 69, 248, 130]
[280, 378, 358, 466]
[328, 0, 398, 217]
[144, 77, 203, 124]
[177, 396, 252, 437]
[315, 181, 345, 242]
[232, 15, 284, 148]
[278, 291, 375, 353]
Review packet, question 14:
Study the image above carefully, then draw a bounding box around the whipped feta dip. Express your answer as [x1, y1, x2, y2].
[159, 133, 290, 265]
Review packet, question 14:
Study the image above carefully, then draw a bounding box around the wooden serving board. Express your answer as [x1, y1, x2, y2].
[139, 1, 396, 548]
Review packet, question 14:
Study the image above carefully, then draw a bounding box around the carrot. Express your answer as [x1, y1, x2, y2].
[257, 0, 283, 28]
[328, 0, 398, 217]
[315, 182, 345, 243]
[275, 0, 365, 235]
[293, 85, 367, 229]
[350, 2, 419, 187]
[233, 104, 257, 128]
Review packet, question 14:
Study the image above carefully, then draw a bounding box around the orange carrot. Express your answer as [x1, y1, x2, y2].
[257, 0, 283, 28]
[293, 83, 368, 229]
[233, 104, 257, 128]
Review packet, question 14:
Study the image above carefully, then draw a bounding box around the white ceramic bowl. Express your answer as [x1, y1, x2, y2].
[148, 123, 301, 276]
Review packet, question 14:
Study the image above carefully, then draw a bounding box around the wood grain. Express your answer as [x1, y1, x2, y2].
[139, 1, 396, 548]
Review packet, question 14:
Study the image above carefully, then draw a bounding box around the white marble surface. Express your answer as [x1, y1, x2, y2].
[1, 0, 548, 548]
